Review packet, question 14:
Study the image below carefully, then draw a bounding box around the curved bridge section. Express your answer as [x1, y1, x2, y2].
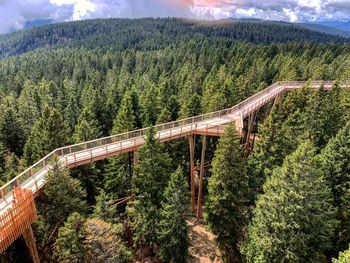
[0, 80, 346, 256]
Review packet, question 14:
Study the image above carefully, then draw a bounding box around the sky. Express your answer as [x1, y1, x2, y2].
[1, 0, 350, 34]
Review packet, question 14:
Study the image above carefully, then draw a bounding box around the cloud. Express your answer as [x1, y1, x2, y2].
[0, 0, 350, 34]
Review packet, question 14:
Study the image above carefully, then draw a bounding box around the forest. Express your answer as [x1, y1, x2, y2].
[0, 18, 350, 263]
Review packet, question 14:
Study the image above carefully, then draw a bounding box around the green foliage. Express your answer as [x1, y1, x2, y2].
[321, 122, 350, 252]
[56, 212, 86, 263]
[333, 245, 350, 263]
[112, 90, 137, 134]
[204, 124, 249, 262]
[56, 214, 131, 263]
[158, 167, 189, 263]
[243, 142, 337, 262]
[130, 126, 172, 249]
[93, 189, 117, 223]
[24, 106, 69, 164]
[104, 154, 132, 201]
[72, 107, 102, 143]
[84, 218, 131, 263]
[35, 158, 87, 250]
[0, 107, 25, 156]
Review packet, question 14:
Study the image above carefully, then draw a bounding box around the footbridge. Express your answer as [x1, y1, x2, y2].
[0, 80, 346, 260]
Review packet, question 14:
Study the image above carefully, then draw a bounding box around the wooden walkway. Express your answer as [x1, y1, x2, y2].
[0, 81, 344, 219]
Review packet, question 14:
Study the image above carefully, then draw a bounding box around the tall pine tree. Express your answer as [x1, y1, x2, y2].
[158, 167, 189, 263]
[243, 142, 337, 263]
[205, 124, 249, 262]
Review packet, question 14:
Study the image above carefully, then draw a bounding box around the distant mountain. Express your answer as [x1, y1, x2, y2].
[0, 18, 348, 59]
[308, 20, 350, 32]
[24, 19, 55, 29]
[297, 22, 350, 38]
[226, 18, 350, 38]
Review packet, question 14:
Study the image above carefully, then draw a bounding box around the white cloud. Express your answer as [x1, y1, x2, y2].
[1, 0, 350, 34]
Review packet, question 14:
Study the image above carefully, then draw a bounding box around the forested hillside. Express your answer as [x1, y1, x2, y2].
[0, 18, 349, 58]
[0, 18, 350, 263]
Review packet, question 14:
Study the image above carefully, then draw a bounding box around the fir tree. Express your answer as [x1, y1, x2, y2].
[333, 245, 350, 263]
[130, 126, 172, 251]
[35, 158, 87, 250]
[0, 107, 25, 156]
[56, 212, 86, 263]
[112, 90, 136, 134]
[72, 107, 102, 143]
[243, 142, 337, 263]
[84, 219, 131, 263]
[322, 122, 350, 252]
[158, 167, 189, 263]
[93, 189, 117, 223]
[24, 106, 69, 164]
[204, 124, 249, 262]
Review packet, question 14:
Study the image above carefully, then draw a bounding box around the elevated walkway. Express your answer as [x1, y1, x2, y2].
[0, 80, 347, 255]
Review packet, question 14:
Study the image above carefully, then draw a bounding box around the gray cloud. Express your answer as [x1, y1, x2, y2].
[0, 0, 350, 34]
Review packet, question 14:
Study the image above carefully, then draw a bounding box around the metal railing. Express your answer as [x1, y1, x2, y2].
[0, 80, 345, 204]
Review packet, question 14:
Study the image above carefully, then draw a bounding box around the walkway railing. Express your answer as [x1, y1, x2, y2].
[0, 80, 346, 204]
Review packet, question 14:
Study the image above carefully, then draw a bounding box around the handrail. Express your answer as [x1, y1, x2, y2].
[0, 80, 345, 203]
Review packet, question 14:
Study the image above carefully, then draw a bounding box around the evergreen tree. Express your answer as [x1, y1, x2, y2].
[84, 219, 131, 263]
[24, 106, 69, 164]
[321, 122, 350, 252]
[158, 167, 189, 263]
[93, 189, 117, 223]
[242, 142, 337, 263]
[130, 126, 172, 251]
[72, 107, 102, 143]
[112, 90, 136, 134]
[0, 107, 25, 156]
[180, 92, 201, 117]
[333, 245, 350, 263]
[35, 158, 87, 253]
[56, 212, 86, 263]
[204, 124, 249, 262]
[104, 155, 132, 198]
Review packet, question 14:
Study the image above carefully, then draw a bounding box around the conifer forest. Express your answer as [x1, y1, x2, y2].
[0, 18, 350, 263]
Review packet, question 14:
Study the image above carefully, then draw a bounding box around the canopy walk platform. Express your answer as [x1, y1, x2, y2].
[0, 80, 346, 259]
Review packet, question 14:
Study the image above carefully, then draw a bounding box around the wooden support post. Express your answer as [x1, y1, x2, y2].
[133, 150, 139, 164]
[188, 135, 195, 214]
[244, 111, 255, 157]
[269, 93, 281, 117]
[23, 226, 40, 263]
[197, 135, 207, 219]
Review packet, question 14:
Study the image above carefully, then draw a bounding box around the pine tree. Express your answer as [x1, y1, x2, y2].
[112, 90, 136, 134]
[141, 84, 159, 126]
[0, 107, 25, 156]
[24, 106, 69, 164]
[93, 189, 117, 223]
[158, 167, 189, 263]
[242, 142, 337, 263]
[56, 212, 86, 263]
[35, 158, 87, 249]
[104, 155, 132, 198]
[321, 122, 350, 252]
[72, 107, 102, 143]
[204, 124, 249, 262]
[84, 219, 131, 263]
[333, 245, 350, 263]
[130, 126, 172, 250]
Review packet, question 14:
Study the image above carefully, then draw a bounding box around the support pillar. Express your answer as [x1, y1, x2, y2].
[133, 150, 139, 164]
[197, 135, 207, 219]
[244, 111, 255, 157]
[188, 135, 195, 214]
[23, 226, 40, 263]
